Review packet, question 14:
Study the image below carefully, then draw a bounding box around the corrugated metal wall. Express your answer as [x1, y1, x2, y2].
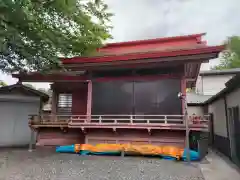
[0, 97, 39, 147]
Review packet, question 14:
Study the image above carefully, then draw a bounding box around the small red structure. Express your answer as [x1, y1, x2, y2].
[13, 33, 224, 148]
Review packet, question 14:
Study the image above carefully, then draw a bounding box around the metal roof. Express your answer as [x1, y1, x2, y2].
[199, 68, 240, 76]
[204, 74, 240, 104]
[187, 92, 212, 105]
[0, 83, 49, 102]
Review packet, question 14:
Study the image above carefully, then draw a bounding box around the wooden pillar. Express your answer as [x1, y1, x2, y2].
[184, 99, 190, 163]
[51, 84, 57, 121]
[181, 74, 190, 163]
[181, 77, 186, 115]
[38, 97, 43, 120]
[28, 128, 35, 152]
[86, 80, 92, 122]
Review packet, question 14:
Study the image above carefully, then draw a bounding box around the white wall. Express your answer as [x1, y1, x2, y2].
[187, 106, 204, 116]
[208, 99, 228, 137]
[226, 88, 240, 107]
[196, 75, 234, 95]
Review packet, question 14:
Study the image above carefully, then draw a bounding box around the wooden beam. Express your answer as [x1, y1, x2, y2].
[51, 87, 57, 121]
[86, 80, 92, 122]
[28, 128, 35, 152]
[185, 78, 196, 81]
[64, 53, 217, 69]
[181, 77, 186, 115]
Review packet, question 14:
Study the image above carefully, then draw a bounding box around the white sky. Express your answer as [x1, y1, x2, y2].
[1, 0, 240, 89]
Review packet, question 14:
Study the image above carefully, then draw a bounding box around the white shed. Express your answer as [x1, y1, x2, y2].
[0, 84, 48, 147]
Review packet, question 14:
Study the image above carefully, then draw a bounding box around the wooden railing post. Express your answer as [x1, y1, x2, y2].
[130, 115, 133, 124]
[164, 115, 167, 124]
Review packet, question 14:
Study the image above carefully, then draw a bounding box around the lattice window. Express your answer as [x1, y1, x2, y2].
[57, 93, 72, 113]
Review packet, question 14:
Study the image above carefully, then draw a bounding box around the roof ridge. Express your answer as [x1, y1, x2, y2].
[101, 33, 206, 48]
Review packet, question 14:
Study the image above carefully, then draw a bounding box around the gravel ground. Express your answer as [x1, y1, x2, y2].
[0, 148, 204, 180]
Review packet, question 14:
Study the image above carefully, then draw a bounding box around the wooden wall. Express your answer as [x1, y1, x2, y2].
[36, 128, 85, 146]
[53, 82, 88, 115]
[72, 86, 87, 115]
[85, 129, 185, 148]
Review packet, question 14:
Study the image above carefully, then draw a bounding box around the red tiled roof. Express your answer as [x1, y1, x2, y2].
[61, 33, 224, 64]
[101, 33, 206, 48]
[62, 45, 225, 64]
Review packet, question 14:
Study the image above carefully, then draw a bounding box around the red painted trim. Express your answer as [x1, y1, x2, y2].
[13, 73, 181, 82]
[62, 45, 225, 64]
[12, 74, 88, 82]
[100, 33, 205, 48]
[94, 74, 181, 82]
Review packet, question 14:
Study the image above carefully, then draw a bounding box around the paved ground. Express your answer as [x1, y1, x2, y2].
[0, 148, 204, 180]
[199, 150, 240, 180]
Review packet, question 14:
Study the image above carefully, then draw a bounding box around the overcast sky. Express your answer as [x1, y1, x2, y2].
[1, 0, 240, 88]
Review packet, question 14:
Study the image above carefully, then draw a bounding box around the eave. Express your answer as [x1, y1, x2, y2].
[62, 45, 225, 64]
[12, 45, 224, 86]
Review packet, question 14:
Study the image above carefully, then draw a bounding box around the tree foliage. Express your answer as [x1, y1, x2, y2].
[0, 80, 7, 87]
[0, 0, 113, 73]
[212, 36, 240, 70]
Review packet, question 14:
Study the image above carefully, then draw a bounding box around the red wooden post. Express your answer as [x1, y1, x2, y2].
[86, 80, 92, 122]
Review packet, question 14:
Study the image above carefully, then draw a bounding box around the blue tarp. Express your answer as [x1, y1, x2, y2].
[56, 145, 75, 153]
[182, 149, 200, 161]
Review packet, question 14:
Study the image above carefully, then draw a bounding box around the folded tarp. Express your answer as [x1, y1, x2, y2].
[56, 143, 200, 161]
[56, 145, 75, 153]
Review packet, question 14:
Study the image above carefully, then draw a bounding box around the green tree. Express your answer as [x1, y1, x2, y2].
[212, 36, 240, 70]
[0, 0, 112, 73]
[0, 80, 7, 87]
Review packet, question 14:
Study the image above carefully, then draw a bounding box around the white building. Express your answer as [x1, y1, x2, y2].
[195, 68, 240, 95]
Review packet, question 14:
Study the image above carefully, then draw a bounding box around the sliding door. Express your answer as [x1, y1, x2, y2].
[92, 79, 182, 115]
[92, 81, 133, 114]
[134, 79, 182, 115]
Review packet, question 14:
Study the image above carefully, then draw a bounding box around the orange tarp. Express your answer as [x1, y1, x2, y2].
[77, 144, 184, 160]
